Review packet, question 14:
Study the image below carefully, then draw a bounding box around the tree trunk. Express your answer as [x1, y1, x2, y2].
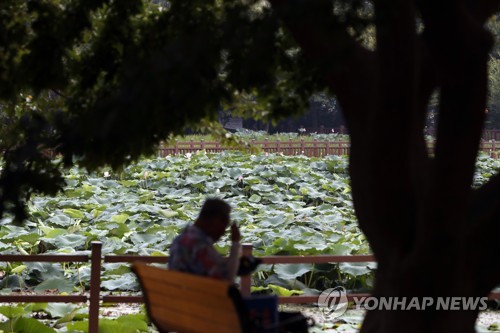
[270, 1, 499, 332]
[356, 237, 485, 332]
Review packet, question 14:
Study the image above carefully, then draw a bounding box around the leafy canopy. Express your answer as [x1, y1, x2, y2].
[1, 0, 359, 220]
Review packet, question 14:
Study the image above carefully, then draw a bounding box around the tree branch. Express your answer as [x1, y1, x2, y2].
[268, 0, 375, 134]
[50, 89, 68, 99]
[466, 0, 500, 24]
[347, 0, 423, 260]
[417, 0, 493, 235]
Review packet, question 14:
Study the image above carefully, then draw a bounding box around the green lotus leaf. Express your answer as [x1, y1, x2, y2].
[159, 210, 178, 218]
[55, 307, 79, 325]
[103, 263, 131, 276]
[8, 317, 56, 333]
[111, 214, 129, 224]
[0, 305, 27, 319]
[273, 264, 314, 280]
[116, 314, 149, 331]
[46, 303, 78, 318]
[101, 273, 139, 291]
[26, 262, 64, 280]
[97, 319, 141, 333]
[42, 234, 87, 249]
[44, 228, 68, 238]
[66, 320, 89, 332]
[18, 233, 40, 244]
[34, 278, 75, 293]
[47, 214, 72, 227]
[267, 284, 304, 297]
[108, 223, 130, 238]
[338, 262, 377, 277]
[249, 194, 261, 203]
[11, 265, 27, 274]
[119, 180, 138, 187]
[328, 243, 356, 255]
[63, 208, 85, 220]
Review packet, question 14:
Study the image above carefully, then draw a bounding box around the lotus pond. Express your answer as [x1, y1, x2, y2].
[0, 152, 498, 332]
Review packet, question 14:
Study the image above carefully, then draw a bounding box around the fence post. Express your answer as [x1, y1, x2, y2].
[240, 244, 253, 297]
[89, 242, 102, 333]
[174, 140, 178, 155]
[200, 139, 205, 151]
[300, 139, 305, 155]
[158, 141, 163, 158]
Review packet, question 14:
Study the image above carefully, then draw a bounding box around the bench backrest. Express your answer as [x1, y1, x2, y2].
[132, 262, 248, 333]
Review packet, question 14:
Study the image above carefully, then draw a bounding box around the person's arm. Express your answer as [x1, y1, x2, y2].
[226, 223, 241, 282]
[193, 224, 241, 282]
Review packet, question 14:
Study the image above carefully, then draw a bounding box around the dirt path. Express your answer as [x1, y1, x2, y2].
[0, 301, 498, 332]
[279, 305, 500, 333]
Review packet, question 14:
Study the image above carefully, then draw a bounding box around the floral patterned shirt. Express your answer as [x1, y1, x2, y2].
[168, 224, 229, 279]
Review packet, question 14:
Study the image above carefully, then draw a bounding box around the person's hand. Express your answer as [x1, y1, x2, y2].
[230, 223, 241, 243]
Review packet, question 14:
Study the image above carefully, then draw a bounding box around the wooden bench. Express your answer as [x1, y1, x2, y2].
[132, 262, 251, 333]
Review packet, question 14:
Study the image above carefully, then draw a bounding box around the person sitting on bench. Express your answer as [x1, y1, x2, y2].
[168, 198, 311, 333]
[169, 198, 242, 282]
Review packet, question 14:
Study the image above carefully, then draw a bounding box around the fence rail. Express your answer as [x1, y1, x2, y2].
[157, 139, 500, 158]
[0, 242, 499, 333]
[158, 140, 351, 157]
[41, 137, 500, 159]
[481, 129, 500, 141]
[301, 128, 500, 141]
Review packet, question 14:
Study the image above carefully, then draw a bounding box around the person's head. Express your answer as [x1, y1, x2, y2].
[195, 198, 231, 241]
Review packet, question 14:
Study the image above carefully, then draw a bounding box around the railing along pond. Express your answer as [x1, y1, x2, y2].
[42, 139, 500, 159]
[0, 242, 499, 333]
[158, 140, 500, 158]
[158, 140, 351, 157]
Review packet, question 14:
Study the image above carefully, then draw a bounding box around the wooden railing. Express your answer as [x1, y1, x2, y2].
[0, 245, 101, 332]
[0, 242, 499, 333]
[158, 140, 351, 157]
[158, 139, 500, 158]
[481, 129, 500, 141]
[41, 137, 500, 159]
[299, 128, 500, 140]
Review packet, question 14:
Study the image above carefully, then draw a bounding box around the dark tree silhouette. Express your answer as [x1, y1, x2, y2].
[0, 1, 499, 332]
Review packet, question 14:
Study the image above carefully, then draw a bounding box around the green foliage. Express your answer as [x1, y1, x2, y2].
[0, 152, 364, 293]
[0, 153, 497, 328]
[0, 303, 148, 333]
[0, 0, 494, 222]
[487, 15, 500, 127]
[0, 152, 497, 297]
[488, 57, 500, 125]
[169, 130, 350, 144]
[0, 304, 56, 333]
[0, 0, 327, 220]
[474, 154, 500, 187]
